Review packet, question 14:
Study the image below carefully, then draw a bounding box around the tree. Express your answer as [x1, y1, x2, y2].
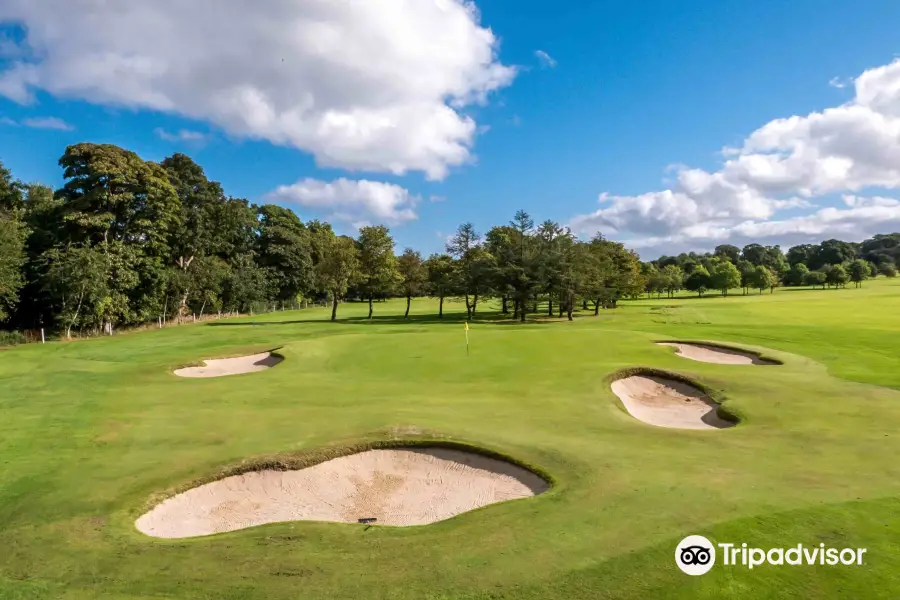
[661, 264, 683, 298]
[424, 254, 456, 318]
[316, 234, 360, 321]
[256, 204, 313, 305]
[812, 239, 857, 270]
[713, 244, 740, 264]
[803, 270, 827, 289]
[783, 263, 809, 287]
[446, 222, 486, 319]
[821, 264, 848, 288]
[710, 261, 741, 296]
[0, 213, 27, 320]
[396, 248, 426, 318]
[684, 265, 710, 297]
[786, 244, 817, 267]
[356, 225, 398, 319]
[878, 262, 898, 277]
[847, 259, 871, 288]
[748, 265, 776, 294]
[737, 260, 755, 295]
[40, 244, 108, 338]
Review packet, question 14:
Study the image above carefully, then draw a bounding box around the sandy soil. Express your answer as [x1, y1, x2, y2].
[611, 375, 735, 430]
[136, 448, 549, 538]
[173, 352, 283, 378]
[658, 342, 772, 365]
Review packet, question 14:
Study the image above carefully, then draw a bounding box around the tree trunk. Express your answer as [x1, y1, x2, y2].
[465, 293, 472, 319]
[593, 300, 600, 316]
[471, 293, 478, 317]
[368, 294, 374, 319]
[520, 296, 527, 322]
[566, 292, 574, 321]
[439, 296, 444, 318]
[502, 295, 509, 314]
[548, 295, 553, 316]
[532, 293, 538, 313]
[67, 288, 86, 340]
[513, 300, 519, 320]
[331, 292, 339, 321]
[582, 299, 588, 310]
[405, 295, 411, 318]
[558, 301, 564, 318]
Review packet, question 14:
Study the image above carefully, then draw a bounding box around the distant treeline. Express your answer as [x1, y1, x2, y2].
[644, 236, 898, 297]
[0, 143, 897, 340]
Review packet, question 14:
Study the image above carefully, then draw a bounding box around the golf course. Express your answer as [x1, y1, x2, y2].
[2, 278, 899, 599]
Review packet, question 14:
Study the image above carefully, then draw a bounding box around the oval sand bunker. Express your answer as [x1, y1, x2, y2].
[658, 342, 774, 365]
[136, 448, 549, 538]
[611, 375, 735, 430]
[173, 352, 282, 378]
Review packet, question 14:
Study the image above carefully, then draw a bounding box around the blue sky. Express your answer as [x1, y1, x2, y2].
[2, 0, 900, 258]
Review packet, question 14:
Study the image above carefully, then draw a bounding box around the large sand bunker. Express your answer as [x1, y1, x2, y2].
[136, 448, 549, 538]
[611, 374, 735, 430]
[173, 352, 283, 378]
[658, 342, 776, 365]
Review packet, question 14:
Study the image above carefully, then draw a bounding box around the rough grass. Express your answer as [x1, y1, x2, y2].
[1, 279, 900, 599]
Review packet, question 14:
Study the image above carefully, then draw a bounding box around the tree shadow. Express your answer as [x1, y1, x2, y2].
[205, 310, 571, 328]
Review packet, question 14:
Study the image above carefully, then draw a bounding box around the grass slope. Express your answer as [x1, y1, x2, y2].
[1, 279, 899, 599]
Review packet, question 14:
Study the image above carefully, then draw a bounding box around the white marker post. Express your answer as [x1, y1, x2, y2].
[41, 328, 45, 344]
[464, 321, 469, 356]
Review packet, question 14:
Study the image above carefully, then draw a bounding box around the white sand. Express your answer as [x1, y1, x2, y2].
[173, 352, 283, 378]
[611, 375, 735, 430]
[658, 342, 771, 365]
[136, 448, 549, 538]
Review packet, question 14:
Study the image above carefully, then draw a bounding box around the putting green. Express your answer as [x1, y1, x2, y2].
[1, 278, 900, 599]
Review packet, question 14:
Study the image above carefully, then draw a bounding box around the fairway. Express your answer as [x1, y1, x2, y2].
[2, 279, 900, 599]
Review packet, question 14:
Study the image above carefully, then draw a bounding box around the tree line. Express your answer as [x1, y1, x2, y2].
[643, 236, 898, 298]
[0, 143, 898, 339]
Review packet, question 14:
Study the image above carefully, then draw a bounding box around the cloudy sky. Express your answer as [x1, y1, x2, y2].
[1, 0, 899, 257]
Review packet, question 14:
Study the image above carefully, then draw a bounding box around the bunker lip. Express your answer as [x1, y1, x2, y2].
[657, 341, 781, 365]
[173, 349, 284, 378]
[608, 368, 738, 430]
[135, 442, 551, 538]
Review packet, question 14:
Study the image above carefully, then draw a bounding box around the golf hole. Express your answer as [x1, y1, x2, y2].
[657, 342, 780, 365]
[610, 370, 737, 430]
[136, 447, 550, 538]
[173, 351, 283, 378]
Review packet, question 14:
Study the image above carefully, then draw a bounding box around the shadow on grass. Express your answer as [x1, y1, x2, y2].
[204, 310, 601, 328]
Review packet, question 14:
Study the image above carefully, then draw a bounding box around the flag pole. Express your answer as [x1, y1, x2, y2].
[465, 321, 469, 356]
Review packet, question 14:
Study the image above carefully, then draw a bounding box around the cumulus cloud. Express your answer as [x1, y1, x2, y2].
[0, 0, 515, 180]
[535, 50, 557, 69]
[569, 58, 900, 255]
[154, 127, 207, 143]
[266, 178, 419, 226]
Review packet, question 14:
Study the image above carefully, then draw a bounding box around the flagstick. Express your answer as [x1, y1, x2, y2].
[465, 323, 469, 356]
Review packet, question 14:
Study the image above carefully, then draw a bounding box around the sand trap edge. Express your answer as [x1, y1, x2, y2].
[605, 367, 742, 427]
[135, 438, 555, 522]
[171, 347, 286, 377]
[655, 340, 783, 365]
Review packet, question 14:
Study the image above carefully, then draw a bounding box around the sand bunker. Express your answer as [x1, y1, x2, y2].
[658, 342, 774, 365]
[136, 448, 549, 538]
[173, 352, 282, 378]
[611, 375, 735, 430]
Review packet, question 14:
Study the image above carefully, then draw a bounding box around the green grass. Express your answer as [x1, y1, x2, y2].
[2, 278, 900, 599]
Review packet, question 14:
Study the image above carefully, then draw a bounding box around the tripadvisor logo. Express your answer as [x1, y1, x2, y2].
[675, 535, 867, 576]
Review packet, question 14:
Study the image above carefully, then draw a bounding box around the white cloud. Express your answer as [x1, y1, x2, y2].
[829, 76, 848, 89]
[535, 50, 557, 69]
[569, 58, 900, 256]
[154, 127, 207, 143]
[266, 178, 419, 226]
[0, 115, 73, 130]
[0, 0, 514, 181]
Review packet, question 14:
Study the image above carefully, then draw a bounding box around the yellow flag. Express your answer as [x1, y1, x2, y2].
[464, 321, 469, 331]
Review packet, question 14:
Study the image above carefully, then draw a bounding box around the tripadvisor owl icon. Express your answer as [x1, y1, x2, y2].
[676, 535, 716, 576]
